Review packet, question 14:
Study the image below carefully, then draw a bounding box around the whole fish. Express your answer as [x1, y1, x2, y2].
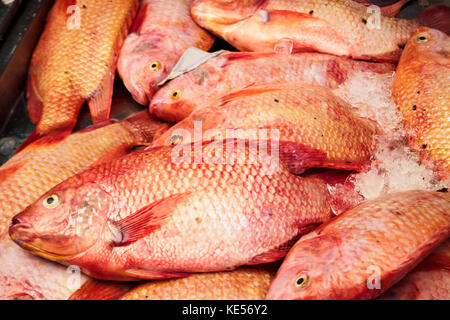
[152, 82, 381, 174]
[0, 112, 167, 300]
[191, 0, 449, 62]
[392, 27, 450, 181]
[266, 190, 450, 300]
[120, 265, 277, 300]
[150, 51, 394, 122]
[9, 141, 342, 281]
[21, 0, 139, 151]
[380, 239, 450, 300]
[117, 0, 214, 106]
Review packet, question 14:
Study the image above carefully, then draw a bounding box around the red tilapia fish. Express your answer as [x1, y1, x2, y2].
[266, 190, 450, 300]
[191, 0, 449, 62]
[150, 51, 394, 122]
[117, 0, 214, 106]
[9, 141, 344, 281]
[152, 82, 380, 174]
[0, 112, 167, 300]
[393, 27, 450, 181]
[0, 240, 88, 300]
[380, 239, 450, 300]
[22, 0, 139, 150]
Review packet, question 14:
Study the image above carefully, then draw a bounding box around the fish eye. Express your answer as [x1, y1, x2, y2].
[295, 274, 310, 289]
[415, 35, 429, 43]
[150, 61, 161, 71]
[169, 134, 183, 145]
[43, 194, 59, 209]
[171, 89, 181, 100]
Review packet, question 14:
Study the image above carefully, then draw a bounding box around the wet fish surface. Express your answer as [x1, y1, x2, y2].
[267, 190, 450, 300]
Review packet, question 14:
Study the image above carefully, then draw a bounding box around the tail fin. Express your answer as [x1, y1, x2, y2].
[417, 5, 450, 35]
[121, 111, 171, 145]
[69, 279, 133, 300]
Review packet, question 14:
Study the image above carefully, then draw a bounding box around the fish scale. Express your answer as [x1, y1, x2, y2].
[0, 112, 167, 300]
[0, 112, 167, 238]
[9, 141, 338, 281]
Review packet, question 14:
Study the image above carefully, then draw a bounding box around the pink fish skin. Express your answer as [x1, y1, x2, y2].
[8, 141, 348, 281]
[380, 239, 450, 300]
[117, 0, 214, 106]
[152, 82, 381, 174]
[266, 190, 450, 300]
[354, 0, 410, 18]
[191, 0, 450, 62]
[150, 51, 394, 123]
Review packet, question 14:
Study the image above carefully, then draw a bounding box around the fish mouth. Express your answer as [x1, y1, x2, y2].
[16, 241, 70, 262]
[9, 224, 74, 262]
[149, 101, 188, 123]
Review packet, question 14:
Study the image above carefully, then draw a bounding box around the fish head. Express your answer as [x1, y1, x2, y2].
[118, 33, 181, 105]
[191, 0, 264, 29]
[266, 234, 341, 300]
[403, 27, 450, 64]
[9, 179, 112, 261]
[150, 62, 224, 122]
